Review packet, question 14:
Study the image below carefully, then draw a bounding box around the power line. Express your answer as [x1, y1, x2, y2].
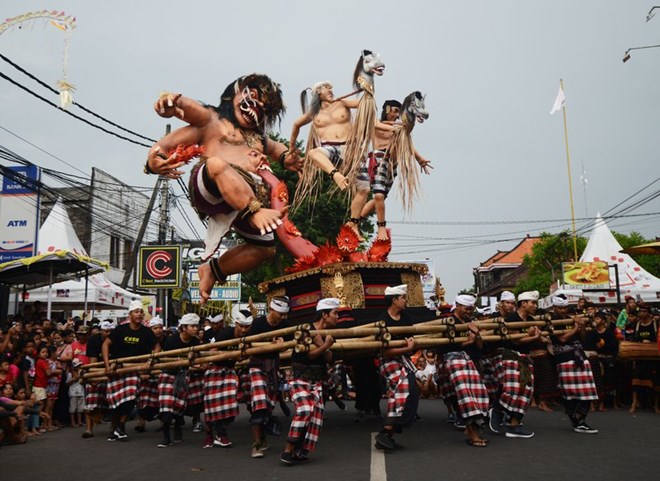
[0, 70, 152, 148]
[1, 146, 199, 243]
[389, 211, 660, 227]
[0, 53, 156, 143]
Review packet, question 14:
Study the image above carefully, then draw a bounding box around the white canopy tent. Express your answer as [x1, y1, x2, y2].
[541, 214, 660, 308]
[18, 199, 143, 315]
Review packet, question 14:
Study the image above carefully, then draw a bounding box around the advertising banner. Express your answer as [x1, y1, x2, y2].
[137, 245, 181, 288]
[562, 261, 610, 290]
[0, 165, 40, 262]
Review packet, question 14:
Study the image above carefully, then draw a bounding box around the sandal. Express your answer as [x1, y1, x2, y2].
[465, 438, 488, 447]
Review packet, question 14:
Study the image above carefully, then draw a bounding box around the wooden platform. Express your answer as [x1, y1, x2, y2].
[258, 261, 435, 324]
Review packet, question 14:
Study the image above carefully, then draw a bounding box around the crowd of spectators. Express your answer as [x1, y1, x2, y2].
[0, 301, 97, 445]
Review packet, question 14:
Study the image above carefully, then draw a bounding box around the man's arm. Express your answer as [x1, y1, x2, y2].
[413, 148, 432, 174]
[102, 337, 113, 375]
[555, 316, 582, 343]
[264, 137, 303, 173]
[0, 325, 17, 352]
[154, 93, 213, 127]
[145, 125, 202, 178]
[340, 98, 360, 109]
[375, 120, 397, 132]
[382, 337, 417, 359]
[288, 112, 313, 153]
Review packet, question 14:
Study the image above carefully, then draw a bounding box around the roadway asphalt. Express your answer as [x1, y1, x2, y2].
[3, 400, 659, 481]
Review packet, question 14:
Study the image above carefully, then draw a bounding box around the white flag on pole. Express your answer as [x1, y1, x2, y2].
[549, 85, 566, 114]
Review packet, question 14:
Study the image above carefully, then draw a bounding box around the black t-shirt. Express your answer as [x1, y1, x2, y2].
[86, 333, 103, 360]
[248, 315, 289, 363]
[161, 333, 200, 373]
[448, 314, 482, 360]
[204, 326, 240, 367]
[108, 323, 158, 359]
[583, 328, 619, 356]
[163, 333, 201, 352]
[291, 349, 329, 371]
[627, 321, 657, 343]
[290, 321, 330, 376]
[380, 309, 414, 341]
[504, 310, 538, 355]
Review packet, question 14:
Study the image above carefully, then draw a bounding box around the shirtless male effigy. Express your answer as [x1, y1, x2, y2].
[144, 74, 302, 305]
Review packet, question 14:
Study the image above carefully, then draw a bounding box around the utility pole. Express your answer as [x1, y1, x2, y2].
[120, 125, 171, 325]
[158, 132, 171, 325]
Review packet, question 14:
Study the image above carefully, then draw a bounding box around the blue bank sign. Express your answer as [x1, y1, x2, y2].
[0, 165, 40, 262]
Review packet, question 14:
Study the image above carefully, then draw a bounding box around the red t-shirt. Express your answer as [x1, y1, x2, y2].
[0, 371, 13, 386]
[71, 341, 89, 365]
[33, 358, 49, 388]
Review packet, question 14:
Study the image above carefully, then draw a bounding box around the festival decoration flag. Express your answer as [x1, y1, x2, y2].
[549, 85, 566, 114]
[0, 10, 77, 109]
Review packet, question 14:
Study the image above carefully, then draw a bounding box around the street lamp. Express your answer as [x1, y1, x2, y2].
[622, 44, 660, 63]
[646, 6, 660, 22]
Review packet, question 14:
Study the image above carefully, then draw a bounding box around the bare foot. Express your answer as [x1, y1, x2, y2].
[377, 225, 389, 241]
[465, 425, 488, 447]
[198, 262, 222, 306]
[629, 406, 636, 414]
[538, 401, 553, 413]
[345, 221, 364, 242]
[248, 207, 285, 235]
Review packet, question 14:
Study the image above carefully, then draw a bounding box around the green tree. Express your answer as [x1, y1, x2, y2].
[457, 287, 476, 296]
[612, 231, 660, 279]
[241, 133, 374, 301]
[515, 231, 587, 295]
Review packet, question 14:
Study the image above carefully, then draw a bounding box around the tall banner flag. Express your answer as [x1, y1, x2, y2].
[0, 165, 40, 262]
[549, 85, 566, 114]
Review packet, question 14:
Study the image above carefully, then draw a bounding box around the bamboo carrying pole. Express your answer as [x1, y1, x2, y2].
[83, 318, 582, 380]
[83, 340, 300, 381]
[83, 323, 308, 370]
[298, 329, 573, 353]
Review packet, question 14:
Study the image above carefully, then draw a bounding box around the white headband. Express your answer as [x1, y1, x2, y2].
[317, 297, 341, 311]
[552, 295, 569, 307]
[100, 320, 116, 330]
[455, 294, 476, 307]
[518, 291, 540, 302]
[179, 313, 200, 326]
[270, 297, 290, 313]
[234, 310, 254, 327]
[384, 284, 407, 296]
[148, 317, 163, 327]
[128, 300, 143, 313]
[500, 291, 516, 302]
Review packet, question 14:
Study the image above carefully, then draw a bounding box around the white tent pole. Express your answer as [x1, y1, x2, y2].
[47, 264, 53, 320]
[83, 267, 89, 325]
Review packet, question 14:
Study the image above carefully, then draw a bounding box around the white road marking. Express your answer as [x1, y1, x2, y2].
[370, 432, 387, 481]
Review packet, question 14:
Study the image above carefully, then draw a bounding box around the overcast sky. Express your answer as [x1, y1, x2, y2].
[1, 0, 659, 300]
